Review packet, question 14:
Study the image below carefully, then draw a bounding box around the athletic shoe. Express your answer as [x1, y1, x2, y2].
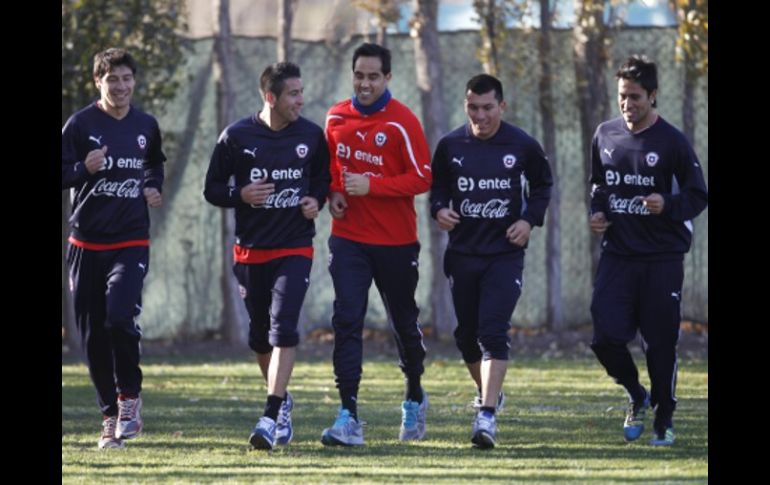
[321, 408, 364, 446]
[249, 416, 277, 450]
[399, 392, 428, 441]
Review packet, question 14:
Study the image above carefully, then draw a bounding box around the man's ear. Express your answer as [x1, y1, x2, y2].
[264, 91, 275, 107]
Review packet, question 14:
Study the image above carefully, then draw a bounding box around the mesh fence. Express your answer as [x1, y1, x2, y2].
[138, 27, 708, 339]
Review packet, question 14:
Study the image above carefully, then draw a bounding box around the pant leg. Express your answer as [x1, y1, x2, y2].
[268, 256, 312, 348]
[67, 244, 118, 416]
[590, 253, 644, 400]
[639, 259, 684, 422]
[234, 262, 273, 354]
[328, 236, 372, 390]
[105, 246, 148, 397]
[371, 242, 425, 380]
[477, 252, 524, 361]
[444, 250, 483, 363]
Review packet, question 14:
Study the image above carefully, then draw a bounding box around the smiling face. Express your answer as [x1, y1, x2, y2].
[270, 77, 304, 128]
[464, 89, 505, 140]
[352, 56, 391, 107]
[617, 78, 656, 132]
[95, 64, 135, 119]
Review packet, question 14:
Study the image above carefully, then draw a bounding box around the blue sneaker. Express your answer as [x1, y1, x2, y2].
[649, 427, 675, 446]
[473, 390, 505, 412]
[249, 416, 276, 450]
[623, 393, 651, 442]
[471, 410, 497, 449]
[321, 408, 364, 446]
[275, 392, 294, 445]
[399, 392, 428, 441]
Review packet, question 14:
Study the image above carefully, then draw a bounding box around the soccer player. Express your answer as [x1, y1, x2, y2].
[430, 74, 552, 449]
[204, 62, 330, 450]
[588, 55, 708, 446]
[62, 48, 166, 449]
[321, 43, 432, 446]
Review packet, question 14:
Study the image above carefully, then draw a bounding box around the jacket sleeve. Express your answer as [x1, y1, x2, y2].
[204, 129, 243, 208]
[309, 131, 331, 210]
[61, 115, 90, 190]
[142, 118, 167, 192]
[368, 115, 432, 197]
[588, 131, 608, 215]
[519, 139, 553, 227]
[429, 138, 451, 219]
[662, 136, 708, 221]
[325, 113, 344, 195]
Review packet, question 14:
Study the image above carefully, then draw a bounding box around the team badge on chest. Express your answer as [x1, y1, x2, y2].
[137, 134, 147, 149]
[296, 143, 309, 158]
[375, 132, 387, 147]
[645, 152, 659, 167]
[503, 154, 516, 168]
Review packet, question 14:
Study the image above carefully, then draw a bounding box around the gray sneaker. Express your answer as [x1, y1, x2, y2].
[97, 416, 125, 449]
[399, 392, 428, 441]
[321, 408, 364, 446]
[471, 410, 497, 449]
[275, 391, 294, 445]
[115, 396, 143, 440]
[249, 416, 277, 450]
[472, 390, 505, 412]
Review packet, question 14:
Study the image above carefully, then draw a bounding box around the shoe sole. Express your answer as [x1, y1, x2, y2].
[250, 432, 274, 450]
[321, 432, 363, 446]
[471, 431, 495, 449]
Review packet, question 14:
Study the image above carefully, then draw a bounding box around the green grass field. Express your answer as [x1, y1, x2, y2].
[62, 350, 707, 483]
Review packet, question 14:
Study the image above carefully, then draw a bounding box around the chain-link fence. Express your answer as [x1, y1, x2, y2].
[138, 27, 707, 339]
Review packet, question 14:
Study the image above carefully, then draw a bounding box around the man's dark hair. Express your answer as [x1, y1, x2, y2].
[352, 43, 391, 75]
[93, 48, 137, 79]
[466, 74, 504, 103]
[616, 55, 658, 107]
[260, 62, 302, 99]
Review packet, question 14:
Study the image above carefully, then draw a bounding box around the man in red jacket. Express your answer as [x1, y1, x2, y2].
[321, 43, 432, 446]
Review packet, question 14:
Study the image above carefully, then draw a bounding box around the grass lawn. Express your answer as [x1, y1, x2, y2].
[62, 348, 707, 483]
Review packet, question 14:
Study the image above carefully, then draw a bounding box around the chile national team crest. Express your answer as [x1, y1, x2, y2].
[296, 143, 309, 158]
[503, 154, 516, 168]
[137, 134, 147, 149]
[645, 151, 659, 167]
[375, 132, 387, 147]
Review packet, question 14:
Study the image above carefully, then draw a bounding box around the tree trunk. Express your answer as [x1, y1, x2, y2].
[539, 0, 564, 332]
[479, 0, 500, 76]
[411, 0, 455, 340]
[214, 0, 248, 347]
[277, 0, 296, 61]
[573, 0, 611, 278]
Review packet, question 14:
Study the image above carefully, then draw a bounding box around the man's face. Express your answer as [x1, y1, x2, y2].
[272, 77, 304, 125]
[617, 78, 656, 130]
[464, 90, 505, 140]
[352, 56, 391, 107]
[95, 65, 135, 113]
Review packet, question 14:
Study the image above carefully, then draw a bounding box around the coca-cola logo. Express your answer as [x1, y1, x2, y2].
[264, 188, 301, 209]
[91, 178, 142, 199]
[459, 198, 510, 219]
[608, 194, 651, 215]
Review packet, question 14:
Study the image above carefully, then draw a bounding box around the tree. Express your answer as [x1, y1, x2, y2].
[410, 0, 455, 340]
[473, 0, 528, 76]
[277, 0, 299, 61]
[669, 0, 708, 145]
[61, 0, 188, 351]
[213, 0, 249, 347]
[353, 0, 404, 47]
[572, 0, 612, 276]
[537, 0, 564, 331]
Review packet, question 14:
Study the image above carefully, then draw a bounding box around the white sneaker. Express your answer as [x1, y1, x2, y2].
[116, 396, 143, 440]
[98, 416, 125, 449]
[275, 392, 294, 445]
[321, 408, 364, 446]
[399, 392, 428, 441]
[249, 416, 277, 450]
[471, 410, 497, 449]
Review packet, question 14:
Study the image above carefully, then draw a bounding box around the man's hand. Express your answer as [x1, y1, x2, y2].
[343, 172, 370, 196]
[589, 211, 612, 234]
[143, 187, 162, 208]
[642, 193, 664, 215]
[240, 178, 275, 206]
[85, 146, 108, 174]
[506, 219, 532, 246]
[436, 208, 460, 231]
[328, 191, 348, 219]
[300, 196, 319, 219]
